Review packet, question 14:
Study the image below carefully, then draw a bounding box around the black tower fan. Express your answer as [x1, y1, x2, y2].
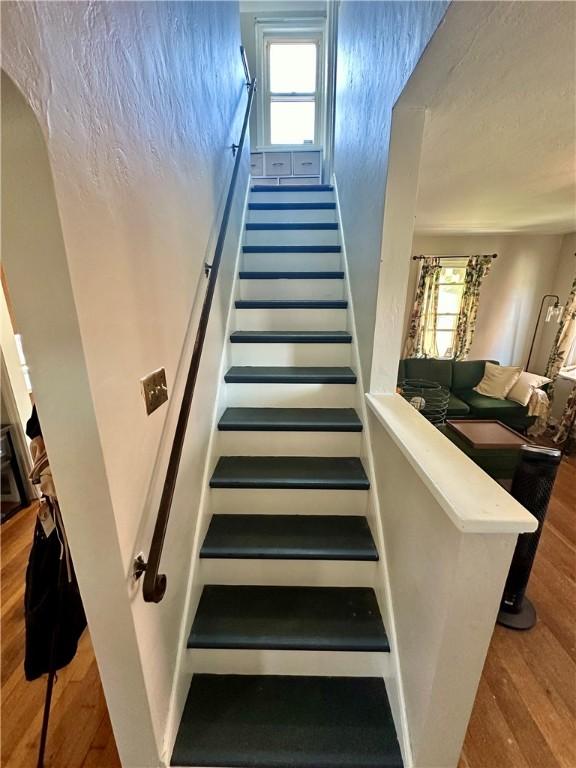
[498, 444, 561, 630]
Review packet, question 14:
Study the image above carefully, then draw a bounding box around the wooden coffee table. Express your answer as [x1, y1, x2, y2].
[442, 419, 532, 479]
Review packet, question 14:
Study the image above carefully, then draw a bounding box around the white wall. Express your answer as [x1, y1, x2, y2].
[2, 70, 160, 767]
[2, 1, 248, 764]
[333, 0, 449, 384]
[406, 233, 564, 366]
[367, 395, 535, 768]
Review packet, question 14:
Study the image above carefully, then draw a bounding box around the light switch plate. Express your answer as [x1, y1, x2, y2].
[140, 368, 168, 415]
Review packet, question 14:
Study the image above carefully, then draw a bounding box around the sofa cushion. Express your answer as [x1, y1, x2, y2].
[401, 358, 452, 389]
[452, 360, 498, 391]
[447, 394, 471, 418]
[456, 389, 527, 420]
[397, 359, 406, 383]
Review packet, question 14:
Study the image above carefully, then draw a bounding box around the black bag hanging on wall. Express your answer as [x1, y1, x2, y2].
[24, 500, 87, 681]
[24, 406, 86, 681]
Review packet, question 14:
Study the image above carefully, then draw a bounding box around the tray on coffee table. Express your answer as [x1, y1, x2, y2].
[445, 420, 531, 449]
[442, 420, 532, 480]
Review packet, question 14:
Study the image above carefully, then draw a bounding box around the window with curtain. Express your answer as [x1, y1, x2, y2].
[405, 254, 494, 360]
[424, 262, 467, 358]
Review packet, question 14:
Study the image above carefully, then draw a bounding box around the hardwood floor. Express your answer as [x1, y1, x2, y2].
[1, 503, 121, 768]
[460, 455, 576, 768]
[2, 459, 574, 768]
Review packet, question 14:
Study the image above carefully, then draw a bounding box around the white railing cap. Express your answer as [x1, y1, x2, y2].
[366, 393, 538, 535]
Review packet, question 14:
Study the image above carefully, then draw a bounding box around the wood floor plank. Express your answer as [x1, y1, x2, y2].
[483, 650, 561, 768]
[460, 674, 531, 768]
[537, 524, 576, 587]
[460, 456, 576, 768]
[493, 631, 576, 768]
[528, 570, 576, 663]
[2, 455, 575, 768]
[515, 623, 576, 720]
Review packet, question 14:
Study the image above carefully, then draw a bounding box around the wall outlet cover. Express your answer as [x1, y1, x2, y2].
[140, 368, 168, 415]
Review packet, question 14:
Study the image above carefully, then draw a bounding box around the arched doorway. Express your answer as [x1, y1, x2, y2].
[1, 69, 157, 768]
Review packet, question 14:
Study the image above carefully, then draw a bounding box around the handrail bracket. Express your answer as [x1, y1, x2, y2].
[133, 553, 147, 581]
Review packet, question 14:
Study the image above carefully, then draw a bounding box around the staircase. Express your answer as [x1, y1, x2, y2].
[171, 183, 403, 767]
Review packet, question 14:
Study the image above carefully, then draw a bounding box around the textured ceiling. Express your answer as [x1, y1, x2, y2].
[405, 2, 576, 235]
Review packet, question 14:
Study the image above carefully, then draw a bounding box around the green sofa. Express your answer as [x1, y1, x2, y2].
[397, 358, 536, 431]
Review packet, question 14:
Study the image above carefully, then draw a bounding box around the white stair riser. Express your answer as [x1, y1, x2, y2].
[249, 191, 334, 204]
[234, 307, 348, 331]
[240, 279, 345, 301]
[198, 559, 376, 587]
[210, 488, 369, 516]
[216, 430, 362, 457]
[248, 208, 337, 224]
[230, 342, 351, 366]
[184, 649, 391, 678]
[244, 229, 340, 247]
[224, 382, 355, 408]
[243, 252, 342, 271]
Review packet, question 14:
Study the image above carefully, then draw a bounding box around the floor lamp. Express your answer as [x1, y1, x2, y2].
[525, 294, 563, 372]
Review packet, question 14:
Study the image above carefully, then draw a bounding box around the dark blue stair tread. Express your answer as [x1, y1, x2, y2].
[243, 245, 341, 253]
[230, 331, 351, 344]
[224, 366, 356, 384]
[251, 183, 334, 191]
[246, 222, 338, 230]
[188, 586, 388, 651]
[249, 202, 336, 210]
[209, 456, 369, 490]
[218, 407, 361, 431]
[200, 515, 378, 561]
[171, 674, 402, 767]
[239, 270, 344, 279]
[235, 299, 347, 309]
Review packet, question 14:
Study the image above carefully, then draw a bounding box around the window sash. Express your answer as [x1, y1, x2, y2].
[422, 262, 467, 357]
[266, 38, 320, 144]
[257, 25, 325, 147]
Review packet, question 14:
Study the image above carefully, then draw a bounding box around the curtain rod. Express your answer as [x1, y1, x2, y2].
[412, 253, 498, 261]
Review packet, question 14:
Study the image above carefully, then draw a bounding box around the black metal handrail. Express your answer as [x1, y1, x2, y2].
[137, 48, 255, 603]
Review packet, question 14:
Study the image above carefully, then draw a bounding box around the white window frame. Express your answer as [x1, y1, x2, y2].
[424, 258, 468, 359]
[255, 22, 325, 148]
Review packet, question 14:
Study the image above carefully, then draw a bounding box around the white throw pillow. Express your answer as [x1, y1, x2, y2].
[507, 371, 552, 406]
[474, 362, 522, 399]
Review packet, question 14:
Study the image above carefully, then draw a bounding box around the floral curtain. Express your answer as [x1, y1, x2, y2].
[453, 255, 494, 360]
[546, 274, 576, 402]
[403, 258, 441, 358]
[554, 382, 576, 448]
